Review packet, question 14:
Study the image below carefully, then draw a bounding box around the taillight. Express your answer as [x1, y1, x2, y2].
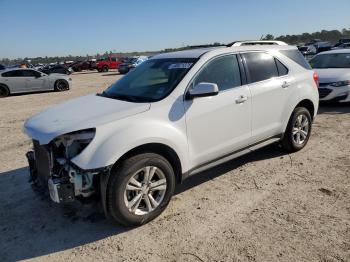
[313, 72, 319, 88]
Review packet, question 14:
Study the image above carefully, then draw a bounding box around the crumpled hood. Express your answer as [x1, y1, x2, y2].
[24, 94, 150, 144]
[315, 68, 350, 83]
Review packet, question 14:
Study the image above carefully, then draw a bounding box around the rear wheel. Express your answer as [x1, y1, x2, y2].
[102, 66, 109, 72]
[107, 153, 175, 226]
[280, 107, 312, 152]
[54, 80, 69, 91]
[0, 85, 10, 98]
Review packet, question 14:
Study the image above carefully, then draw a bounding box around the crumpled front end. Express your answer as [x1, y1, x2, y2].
[26, 128, 109, 203]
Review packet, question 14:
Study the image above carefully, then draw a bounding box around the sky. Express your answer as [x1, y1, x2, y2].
[1, 0, 350, 59]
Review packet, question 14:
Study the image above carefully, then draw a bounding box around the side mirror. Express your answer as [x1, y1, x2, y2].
[186, 82, 219, 99]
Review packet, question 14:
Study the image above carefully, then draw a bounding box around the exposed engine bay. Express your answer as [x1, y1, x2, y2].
[26, 129, 104, 203]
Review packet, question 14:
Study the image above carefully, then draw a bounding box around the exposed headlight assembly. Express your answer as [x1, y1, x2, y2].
[330, 80, 350, 87]
[53, 128, 95, 159]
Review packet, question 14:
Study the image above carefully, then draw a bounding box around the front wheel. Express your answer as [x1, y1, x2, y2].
[280, 107, 312, 152]
[102, 66, 109, 72]
[107, 153, 175, 226]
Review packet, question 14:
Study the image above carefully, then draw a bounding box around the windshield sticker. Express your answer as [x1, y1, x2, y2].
[168, 63, 193, 69]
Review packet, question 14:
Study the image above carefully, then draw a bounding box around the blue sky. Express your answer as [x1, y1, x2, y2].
[1, 0, 349, 59]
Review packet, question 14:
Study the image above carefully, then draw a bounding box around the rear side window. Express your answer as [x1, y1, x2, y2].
[280, 49, 312, 69]
[194, 55, 241, 91]
[242, 52, 278, 83]
[2, 70, 24, 77]
[275, 59, 288, 76]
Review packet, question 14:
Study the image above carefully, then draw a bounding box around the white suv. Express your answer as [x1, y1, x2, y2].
[24, 45, 319, 226]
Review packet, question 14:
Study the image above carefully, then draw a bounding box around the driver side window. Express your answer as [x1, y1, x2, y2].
[194, 55, 241, 91]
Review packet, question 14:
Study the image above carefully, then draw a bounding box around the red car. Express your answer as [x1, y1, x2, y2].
[95, 55, 123, 72]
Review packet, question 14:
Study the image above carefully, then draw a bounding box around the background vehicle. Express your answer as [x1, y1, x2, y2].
[0, 68, 71, 97]
[70, 61, 93, 72]
[313, 41, 332, 53]
[95, 55, 123, 72]
[309, 49, 350, 102]
[0, 64, 5, 71]
[298, 45, 317, 56]
[40, 64, 72, 75]
[24, 45, 318, 226]
[118, 56, 148, 74]
[332, 43, 350, 50]
[333, 38, 350, 48]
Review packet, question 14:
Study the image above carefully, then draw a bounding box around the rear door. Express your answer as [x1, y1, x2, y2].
[241, 52, 292, 143]
[1, 70, 26, 92]
[184, 54, 252, 167]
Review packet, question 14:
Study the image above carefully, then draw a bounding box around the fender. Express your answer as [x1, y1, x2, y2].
[71, 117, 189, 173]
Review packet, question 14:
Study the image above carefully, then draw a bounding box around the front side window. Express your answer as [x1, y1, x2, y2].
[194, 55, 241, 91]
[309, 53, 350, 68]
[243, 52, 279, 83]
[103, 58, 197, 102]
[22, 70, 41, 77]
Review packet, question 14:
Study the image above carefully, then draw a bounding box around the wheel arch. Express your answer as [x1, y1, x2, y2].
[111, 143, 183, 184]
[295, 99, 315, 119]
[0, 83, 10, 95]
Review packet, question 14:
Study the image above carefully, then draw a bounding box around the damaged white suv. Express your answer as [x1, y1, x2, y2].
[24, 45, 319, 226]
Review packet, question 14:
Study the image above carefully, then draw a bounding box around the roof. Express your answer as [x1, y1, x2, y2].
[151, 45, 297, 59]
[315, 49, 350, 55]
[151, 47, 223, 59]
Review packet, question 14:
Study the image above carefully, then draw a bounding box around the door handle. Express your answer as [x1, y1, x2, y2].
[281, 81, 290, 88]
[235, 95, 248, 104]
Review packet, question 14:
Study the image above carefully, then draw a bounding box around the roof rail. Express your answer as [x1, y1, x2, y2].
[227, 40, 288, 47]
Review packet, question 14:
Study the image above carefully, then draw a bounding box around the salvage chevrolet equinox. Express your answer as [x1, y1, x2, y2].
[24, 44, 319, 226]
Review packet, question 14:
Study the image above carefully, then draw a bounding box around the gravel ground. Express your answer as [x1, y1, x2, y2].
[0, 71, 349, 262]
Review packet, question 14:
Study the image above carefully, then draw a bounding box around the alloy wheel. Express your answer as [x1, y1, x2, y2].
[292, 114, 309, 145]
[124, 166, 167, 215]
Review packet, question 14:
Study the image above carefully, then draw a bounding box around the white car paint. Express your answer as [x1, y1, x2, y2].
[310, 50, 350, 102]
[0, 68, 71, 94]
[24, 44, 319, 187]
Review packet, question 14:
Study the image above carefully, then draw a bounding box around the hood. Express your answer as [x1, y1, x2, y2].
[315, 68, 350, 83]
[24, 94, 150, 144]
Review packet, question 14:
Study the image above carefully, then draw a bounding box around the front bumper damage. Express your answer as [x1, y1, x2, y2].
[26, 139, 109, 204]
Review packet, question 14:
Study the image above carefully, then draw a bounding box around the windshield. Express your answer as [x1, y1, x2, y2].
[309, 53, 350, 68]
[102, 58, 197, 102]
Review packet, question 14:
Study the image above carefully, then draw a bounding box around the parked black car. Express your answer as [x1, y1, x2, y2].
[0, 64, 5, 71]
[71, 61, 95, 72]
[40, 65, 72, 75]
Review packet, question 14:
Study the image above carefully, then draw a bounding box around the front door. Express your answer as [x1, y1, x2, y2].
[184, 54, 251, 168]
[22, 70, 46, 91]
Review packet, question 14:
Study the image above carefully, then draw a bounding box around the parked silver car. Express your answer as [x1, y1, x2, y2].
[0, 68, 71, 97]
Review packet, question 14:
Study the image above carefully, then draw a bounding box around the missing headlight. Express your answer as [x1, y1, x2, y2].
[53, 128, 95, 159]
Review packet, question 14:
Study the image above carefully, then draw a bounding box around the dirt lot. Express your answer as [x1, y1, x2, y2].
[0, 71, 349, 262]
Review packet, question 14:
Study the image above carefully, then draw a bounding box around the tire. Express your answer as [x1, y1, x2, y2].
[280, 107, 312, 152]
[107, 153, 176, 226]
[102, 66, 109, 72]
[54, 80, 69, 91]
[0, 84, 10, 98]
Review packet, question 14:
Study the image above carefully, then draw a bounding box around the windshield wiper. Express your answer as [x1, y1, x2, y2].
[98, 92, 149, 102]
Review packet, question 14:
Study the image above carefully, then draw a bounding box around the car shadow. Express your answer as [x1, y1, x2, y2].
[101, 72, 122, 76]
[318, 102, 350, 114]
[0, 144, 286, 261]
